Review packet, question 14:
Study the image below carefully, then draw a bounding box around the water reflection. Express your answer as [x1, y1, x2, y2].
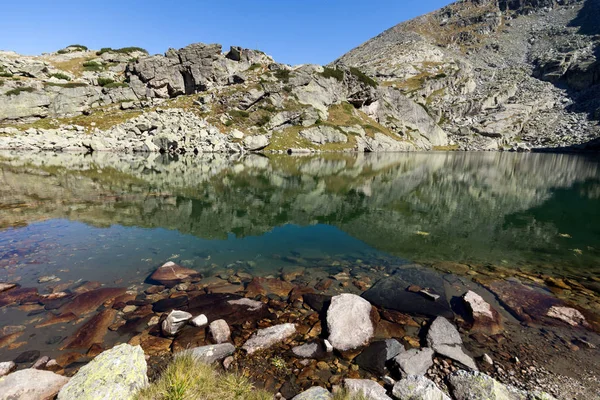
[0, 150, 599, 276]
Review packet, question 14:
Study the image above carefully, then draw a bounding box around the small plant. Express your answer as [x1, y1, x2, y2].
[274, 69, 291, 83]
[96, 47, 113, 55]
[97, 77, 115, 87]
[82, 61, 103, 71]
[5, 87, 35, 96]
[349, 67, 378, 87]
[103, 82, 128, 89]
[56, 49, 69, 54]
[67, 44, 88, 51]
[270, 356, 287, 371]
[0, 67, 12, 78]
[282, 85, 292, 93]
[0, 79, 4, 87]
[247, 63, 262, 71]
[229, 110, 250, 119]
[224, 119, 233, 127]
[320, 67, 344, 82]
[115, 46, 148, 54]
[256, 114, 271, 127]
[50, 72, 71, 81]
[45, 82, 88, 88]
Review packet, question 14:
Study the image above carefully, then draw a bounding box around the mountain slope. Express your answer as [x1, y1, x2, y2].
[336, 0, 600, 150]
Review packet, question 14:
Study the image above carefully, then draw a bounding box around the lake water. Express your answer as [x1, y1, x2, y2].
[0, 150, 599, 363]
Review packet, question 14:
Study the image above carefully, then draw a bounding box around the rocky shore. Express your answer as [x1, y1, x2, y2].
[0, 253, 599, 399]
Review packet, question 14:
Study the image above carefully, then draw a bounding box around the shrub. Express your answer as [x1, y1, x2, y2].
[57, 49, 69, 54]
[115, 46, 148, 54]
[97, 77, 115, 87]
[247, 63, 262, 71]
[349, 67, 378, 87]
[5, 87, 35, 96]
[103, 82, 128, 88]
[67, 44, 88, 51]
[83, 61, 103, 71]
[45, 82, 88, 88]
[50, 72, 71, 81]
[274, 69, 291, 83]
[96, 47, 113, 55]
[256, 114, 271, 127]
[229, 110, 250, 119]
[0, 72, 12, 78]
[0, 79, 4, 87]
[320, 67, 344, 82]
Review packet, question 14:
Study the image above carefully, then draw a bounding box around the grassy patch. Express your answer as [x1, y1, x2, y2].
[0, 72, 13, 78]
[5, 87, 35, 96]
[247, 63, 262, 71]
[333, 390, 368, 400]
[50, 72, 71, 81]
[349, 67, 378, 87]
[103, 82, 128, 88]
[97, 77, 115, 87]
[97, 47, 149, 56]
[83, 61, 104, 71]
[0, 80, 4, 86]
[274, 69, 291, 83]
[135, 354, 272, 400]
[67, 44, 88, 51]
[44, 82, 88, 88]
[229, 110, 250, 119]
[320, 67, 344, 82]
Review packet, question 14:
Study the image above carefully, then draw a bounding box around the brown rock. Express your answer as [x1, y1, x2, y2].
[206, 284, 244, 294]
[55, 352, 85, 367]
[407, 285, 422, 293]
[0, 332, 24, 349]
[129, 332, 173, 356]
[0, 287, 39, 307]
[35, 312, 77, 328]
[245, 277, 294, 298]
[148, 261, 201, 287]
[0, 283, 17, 293]
[463, 291, 503, 334]
[86, 343, 104, 357]
[145, 285, 166, 295]
[58, 287, 126, 317]
[315, 279, 334, 291]
[171, 327, 207, 353]
[289, 286, 315, 303]
[72, 281, 102, 294]
[375, 320, 406, 339]
[380, 309, 420, 327]
[61, 309, 117, 350]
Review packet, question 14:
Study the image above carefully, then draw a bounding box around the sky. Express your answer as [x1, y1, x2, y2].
[0, 0, 452, 65]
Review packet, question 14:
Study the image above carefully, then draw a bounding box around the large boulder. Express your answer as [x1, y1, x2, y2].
[392, 375, 451, 400]
[427, 317, 477, 371]
[299, 126, 348, 144]
[292, 386, 333, 400]
[326, 293, 374, 351]
[176, 343, 236, 364]
[0, 368, 69, 400]
[242, 323, 296, 354]
[448, 370, 523, 400]
[57, 344, 148, 400]
[147, 261, 201, 287]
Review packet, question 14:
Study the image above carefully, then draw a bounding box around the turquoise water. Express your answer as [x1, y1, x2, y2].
[0, 150, 599, 288]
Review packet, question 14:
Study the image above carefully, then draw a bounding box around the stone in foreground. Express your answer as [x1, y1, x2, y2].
[209, 319, 231, 344]
[448, 370, 522, 400]
[426, 317, 478, 371]
[344, 379, 393, 400]
[0, 368, 69, 400]
[546, 306, 588, 327]
[177, 343, 235, 364]
[243, 323, 296, 354]
[292, 386, 333, 399]
[0, 361, 16, 376]
[327, 293, 374, 351]
[147, 261, 201, 287]
[292, 342, 322, 358]
[392, 375, 451, 400]
[161, 310, 192, 336]
[190, 314, 208, 327]
[463, 291, 502, 334]
[394, 347, 434, 377]
[355, 339, 404, 375]
[57, 343, 147, 400]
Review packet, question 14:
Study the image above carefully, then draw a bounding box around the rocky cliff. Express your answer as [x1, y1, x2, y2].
[336, 0, 600, 150]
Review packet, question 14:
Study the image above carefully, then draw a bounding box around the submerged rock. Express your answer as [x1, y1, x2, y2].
[392, 375, 451, 400]
[292, 386, 333, 399]
[61, 309, 117, 350]
[326, 293, 374, 351]
[57, 344, 147, 400]
[147, 261, 201, 287]
[161, 310, 193, 336]
[0, 369, 69, 400]
[245, 277, 294, 298]
[177, 343, 235, 364]
[344, 379, 392, 400]
[463, 291, 503, 334]
[242, 323, 296, 354]
[58, 287, 126, 316]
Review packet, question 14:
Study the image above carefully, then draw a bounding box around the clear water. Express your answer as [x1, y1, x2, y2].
[1, 150, 599, 289]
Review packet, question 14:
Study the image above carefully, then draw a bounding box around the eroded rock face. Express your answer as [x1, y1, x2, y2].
[0, 369, 69, 400]
[326, 294, 374, 351]
[57, 344, 148, 400]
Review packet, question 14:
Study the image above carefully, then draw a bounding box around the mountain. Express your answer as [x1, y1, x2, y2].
[336, 0, 600, 150]
[0, 0, 597, 153]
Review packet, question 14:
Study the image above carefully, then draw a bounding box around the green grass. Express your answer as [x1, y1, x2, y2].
[67, 44, 88, 51]
[103, 82, 129, 88]
[97, 77, 115, 87]
[0, 80, 4, 87]
[274, 69, 291, 83]
[135, 354, 272, 400]
[349, 67, 378, 88]
[50, 72, 71, 81]
[5, 87, 35, 96]
[45, 82, 88, 88]
[320, 67, 344, 82]
[0, 72, 12, 78]
[247, 63, 262, 71]
[229, 110, 250, 119]
[82, 61, 103, 71]
[97, 47, 149, 56]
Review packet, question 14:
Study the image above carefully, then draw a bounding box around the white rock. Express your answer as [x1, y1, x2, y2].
[209, 319, 231, 344]
[344, 379, 392, 400]
[393, 375, 451, 400]
[0, 361, 16, 377]
[324, 339, 334, 353]
[0, 369, 69, 400]
[161, 310, 192, 336]
[227, 298, 264, 311]
[463, 291, 494, 318]
[394, 347, 434, 376]
[547, 306, 588, 327]
[242, 323, 296, 354]
[190, 314, 208, 327]
[326, 293, 374, 351]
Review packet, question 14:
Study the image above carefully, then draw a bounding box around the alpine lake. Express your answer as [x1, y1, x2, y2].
[1, 150, 599, 398]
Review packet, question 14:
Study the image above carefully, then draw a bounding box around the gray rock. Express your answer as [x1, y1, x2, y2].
[242, 323, 296, 354]
[394, 347, 434, 377]
[434, 344, 478, 371]
[161, 310, 193, 336]
[355, 339, 404, 375]
[426, 317, 477, 371]
[0, 361, 16, 377]
[392, 375, 451, 400]
[344, 379, 393, 400]
[327, 293, 374, 351]
[292, 386, 333, 400]
[448, 370, 524, 400]
[299, 126, 348, 144]
[177, 343, 235, 364]
[209, 319, 231, 344]
[0, 369, 69, 400]
[292, 343, 321, 358]
[57, 344, 147, 400]
[243, 134, 270, 151]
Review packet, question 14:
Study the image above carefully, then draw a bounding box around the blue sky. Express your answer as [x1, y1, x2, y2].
[1, 0, 452, 65]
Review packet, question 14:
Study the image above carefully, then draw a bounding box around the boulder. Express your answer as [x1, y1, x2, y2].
[242, 323, 296, 354]
[190, 314, 208, 327]
[546, 306, 588, 327]
[243, 134, 270, 151]
[57, 287, 126, 316]
[0, 369, 69, 400]
[299, 126, 348, 144]
[392, 375, 451, 400]
[426, 317, 477, 371]
[354, 339, 404, 375]
[0, 361, 16, 376]
[344, 379, 393, 400]
[177, 343, 235, 364]
[292, 342, 324, 359]
[463, 291, 502, 334]
[209, 319, 231, 344]
[448, 370, 523, 400]
[394, 347, 434, 377]
[326, 293, 374, 351]
[161, 310, 193, 336]
[147, 261, 201, 287]
[292, 386, 333, 399]
[60, 309, 117, 350]
[57, 344, 147, 400]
